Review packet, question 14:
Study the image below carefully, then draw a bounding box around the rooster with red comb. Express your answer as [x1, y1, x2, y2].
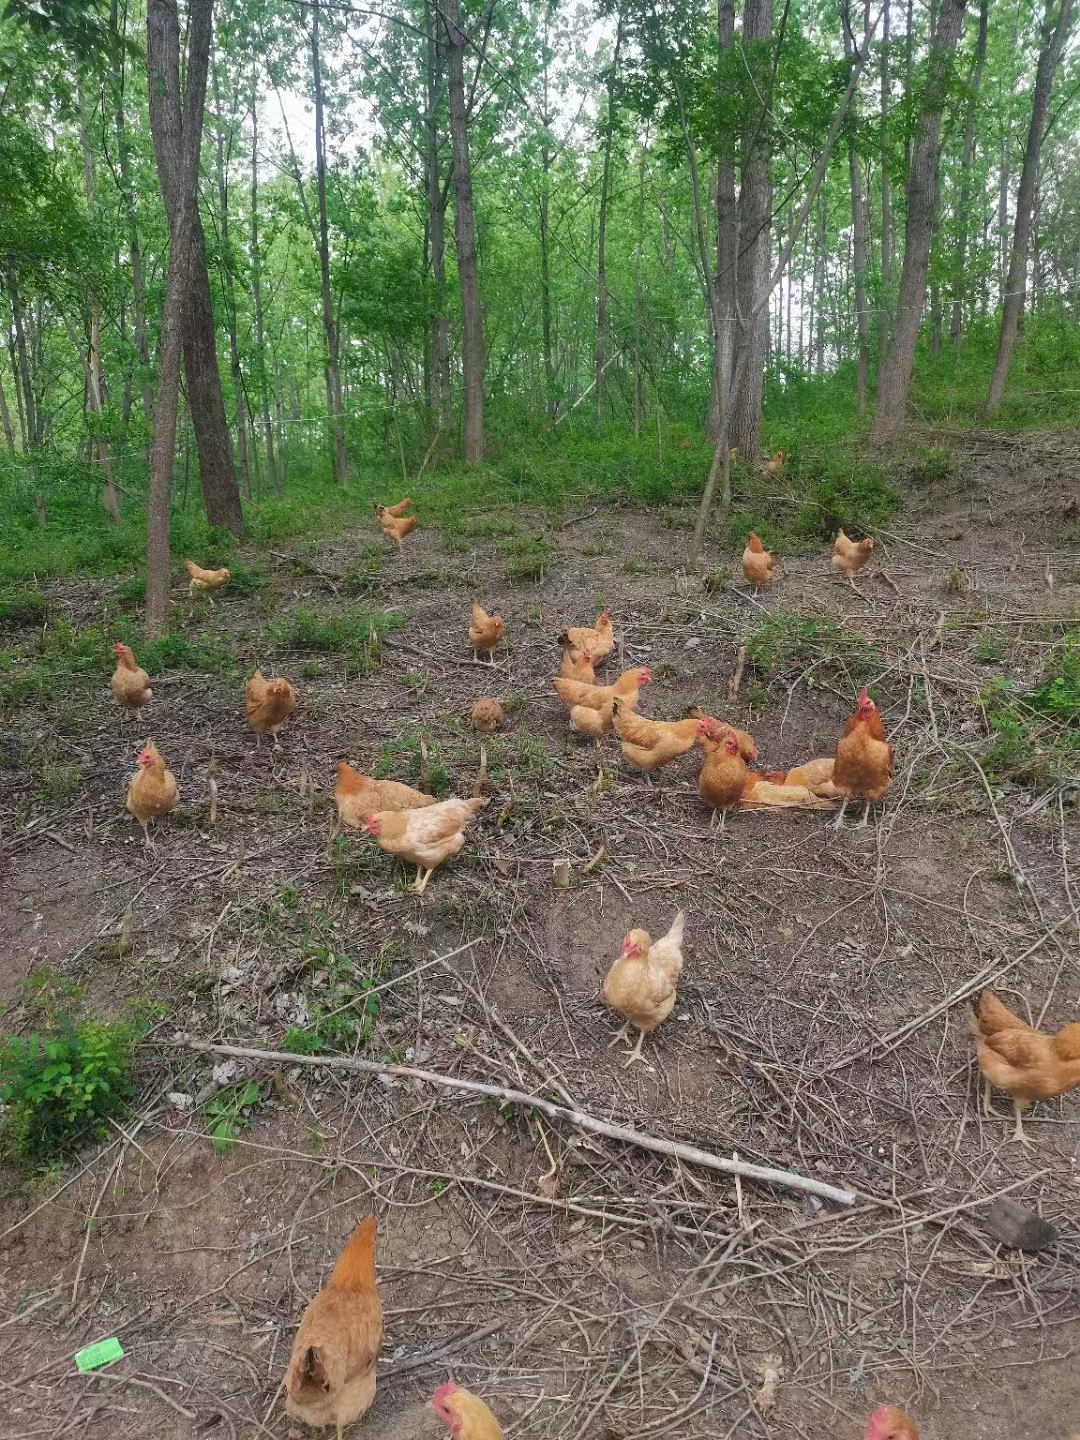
[832, 687, 893, 830]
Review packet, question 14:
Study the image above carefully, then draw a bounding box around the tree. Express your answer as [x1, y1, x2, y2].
[443, 0, 485, 462]
[146, 0, 214, 633]
[145, 0, 242, 529]
[985, 0, 1074, 413]
[872, 0, 968, 441]
[311, 0, 349, 485]
[949, 0, 989, 345]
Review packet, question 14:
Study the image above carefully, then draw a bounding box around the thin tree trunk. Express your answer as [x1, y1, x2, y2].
[950, 0, 988, 343]
[7, 323, 25, 449]
[146, 0, 213, 635]
[847, 142, 870, 409]
[872, 0, 968, 440]
[425, 0, 451, 431]
[729, 0, 773, 460]
[77, 96, 121, 522]
[311, 1, 348, 484]
[8, 283, 37, 448]
[249, 76, 279, 496]
[111, 0, 153, 426]
[633, 137, 646, 439]
[444, 0, 484, 461]
[0, 371, 14, 455]
[706, 0, 738, 442]
[212, 55, 249, 500]
[595, 15, 622, 425]
[877, 0, 892, 388]
[986, 0, 1073, 412]
[539, 143, 557, 421]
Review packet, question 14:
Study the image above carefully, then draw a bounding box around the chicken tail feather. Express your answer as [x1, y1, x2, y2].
[328, 1215, 377, 1292]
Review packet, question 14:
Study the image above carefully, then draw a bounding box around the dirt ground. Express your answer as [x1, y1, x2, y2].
[1, 429, 1079, 1439]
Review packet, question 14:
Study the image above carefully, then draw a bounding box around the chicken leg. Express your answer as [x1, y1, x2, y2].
[1008, 1100, 1035, 1149]
[412, 866, 435, 896]
[607, 1022, 632, 1051]
[832, 793, 850, 831]
[621, 1027, 650, 1068]
[857, 800, 871, 829]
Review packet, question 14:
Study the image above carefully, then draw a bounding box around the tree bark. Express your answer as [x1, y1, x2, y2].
[877, 0, 892, 389]
[146, 0, 242, 531]
[444, 0, 484, 462]
[595, 15, 622, 424]
[146, 0, 214, 635]
[311, 0, 349, 484]
[729, 0, 773, 461]
[0, 370, 14, 455]
[872, 0, 968, 440]
[847, 142, 870, 410]
[950, 0, 988, 344]
[539, 140, 557, 421]
[110, 0, 153, 427]
[8, 282, 38, 448]
[249, 75, 279, 498]
[632, 135, 646, 439]
[212, 54, 249, 499]
[425, 0, 451, 431]
[76, 97, 121, 522]
[986, 0, 1073, 413]
[706, 0, 737, 443]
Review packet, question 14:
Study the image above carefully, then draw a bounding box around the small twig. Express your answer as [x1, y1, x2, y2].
[727, 645, 747, 704]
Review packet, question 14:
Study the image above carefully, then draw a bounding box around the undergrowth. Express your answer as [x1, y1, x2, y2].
[979, 633, 1080, 786]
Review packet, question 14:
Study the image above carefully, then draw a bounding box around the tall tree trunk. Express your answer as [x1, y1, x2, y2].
[249, 76, 279, 496]
[595, 15, 622, 425]
[950, 0, 988, 343]
[146, 0, 213, 634]
[633, 136, 647, 439]
[0, 371, 14, 455]
[311, 0, 348, 484]
[986, 0, 1073, 412]
[8, 283, 37, 448]
[425, 0, 451, 431]
[444, 0, 484, 461]
[77, 96, 121, 521]
[212, 55, 250, 500]
[146, 0, 242, 531]
[872, 0, 968, 440]
[729, 0, 773, 460]
[110, 0, 153, 426]
[877, 0, 892, 388]
[539, 141, 557, 421]
[706, 0, 737, 442]
[7, 322, 25, 449]
[847, 141, 870, 409]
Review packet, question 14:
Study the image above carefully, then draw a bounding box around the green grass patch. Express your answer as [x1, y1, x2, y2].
[268, 604, 404, 669]
[375, 733, 454, 796]
[979, 634, 1080, 785]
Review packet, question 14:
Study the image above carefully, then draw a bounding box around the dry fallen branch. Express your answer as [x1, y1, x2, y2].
[160, 1035, 860, 1206]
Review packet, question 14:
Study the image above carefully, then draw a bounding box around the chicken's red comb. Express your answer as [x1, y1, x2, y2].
[859, 687, 872, 705]
[433, 1383, 459, 1405]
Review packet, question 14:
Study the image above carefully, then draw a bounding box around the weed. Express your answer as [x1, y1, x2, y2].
[300, 660, 327, 679]
[204, 1080, 262, 1155]
[114, 577, 146, 608]
[281, 943, 387, 1055]
[341, 545, 386, 595]
[746, 613, 846, 682]
[976, 630, 1007, 664]
[978, 638, 1080, 785]
[704, 565, 732, 594]
[38, 762, 84, 805]
[621, 556, 649, 575]
[909, 446, 955, 486]
[375, 733, 454, 796]
[945, 568, 969, 595]
[0, 1003, 139, 1168]
[500, 535, 551, 584]
[269, 604, 402, 669]
[0, 589, 48, 629]
[402, 670, 429, 697]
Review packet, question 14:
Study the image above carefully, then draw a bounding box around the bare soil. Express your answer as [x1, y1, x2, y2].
[1, 430, 1079, 1439]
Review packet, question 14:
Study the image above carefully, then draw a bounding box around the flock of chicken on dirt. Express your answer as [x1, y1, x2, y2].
[101, 500, 1078, 1440]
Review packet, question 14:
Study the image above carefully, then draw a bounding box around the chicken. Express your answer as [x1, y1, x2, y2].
[468, 603, 505, 664]
[779, 757, 841, 796]
[689, 710, 758, 763]
[569, 701, 616, 740]
[184, 559, 230, 598]
[553, 666, 650, 715]
[560, 611, 614, 664]
[284, 1215, 383, 1440]
[741, 532, 775, 593]
[611, 699, 700, 774]
[602, 911, 685, 1067]
[764, 450, 788, 475]
[246, 671, 297, 748]
[832, 688, 893, 829]
[432, 1384, 505, 1440]
[865, 1407, 919, 1440]
[110, 643, 152, 717]
[382, 497, 413, 517]
[470, 697, 504, 733]
[334, 761, 434, 830]
[971, 990, 1080, 1145]
[559, 645, 595, 682]
[125, 741, 179, 846]
[739, 773, 836, 810]
[696, 723, 747, 830]
[363, 796, 488, 894]
[832, 529, 875, 585]
[374, 503, 417, 549]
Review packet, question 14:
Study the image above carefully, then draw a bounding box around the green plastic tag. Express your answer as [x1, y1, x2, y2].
[74, 1337, 125, 1372]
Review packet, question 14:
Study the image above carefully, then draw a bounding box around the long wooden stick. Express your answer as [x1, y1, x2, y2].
[159, 1035, 859, 1206]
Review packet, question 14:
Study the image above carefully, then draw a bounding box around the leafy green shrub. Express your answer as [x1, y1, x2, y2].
[746, 613, 845, 681]
[204, 1080, 262, 1155]
[225, 561, 268, 596]
[0, 1018, 139, 1168]
[979, 639, 1080, 784]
